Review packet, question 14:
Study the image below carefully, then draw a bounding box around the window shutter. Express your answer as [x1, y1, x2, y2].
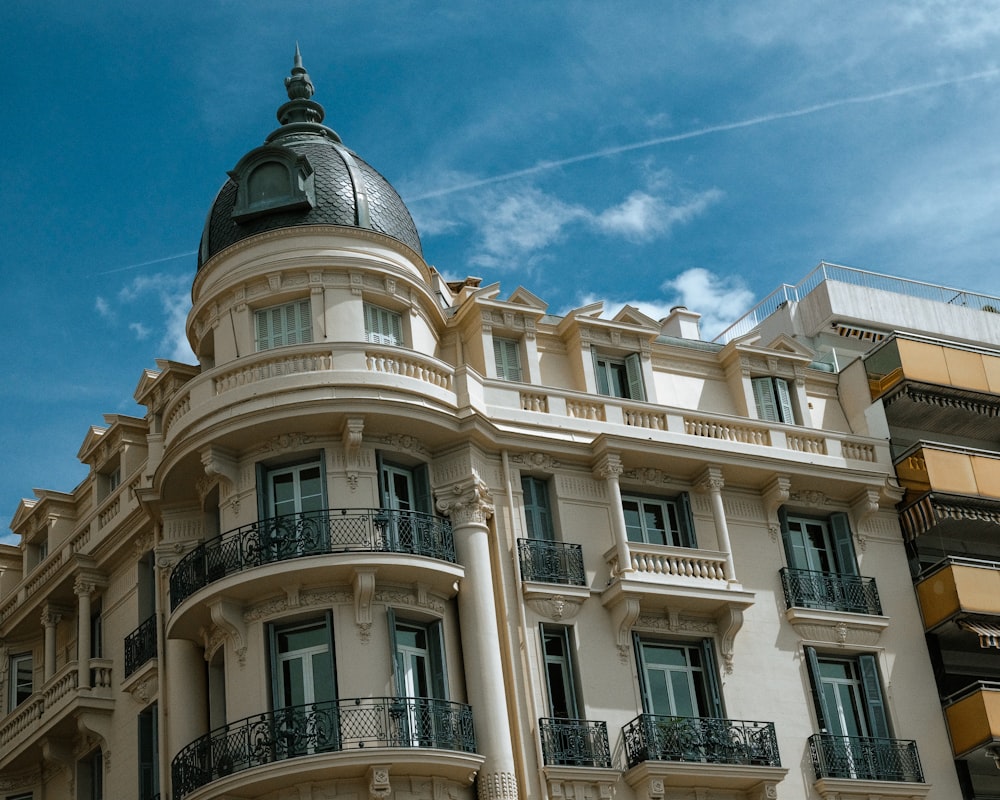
[375, 451, 387, 508]
[829, 512, 859, 576]
[858, 654, 890, 738]
[677, 492, 697, 548]
[364, 303, 376, 343]
[522, 477, 553, 540]
[699, 639, 725, 718]
[256, 309, 270, 350]
[494, 337, 522, 381]
[752, 377, 778, 421]
[803, 646, 831, 733]
[267, 624, 281, 708]
[387, 608, 405, 697]
[592, 350, 609, 395]
[413, 464, 431, 515]
[625, 353, 646, 401]
[633, 634, 653, 714]
[428, 620, 449, 700]
[774, 377, 794, 423]
[389, 307, 402, 345]
[779, 507, 809, 570]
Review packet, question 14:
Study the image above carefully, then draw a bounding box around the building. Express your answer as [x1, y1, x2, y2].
[0, 52, 968, 800]
[717, 263, 1000, 799]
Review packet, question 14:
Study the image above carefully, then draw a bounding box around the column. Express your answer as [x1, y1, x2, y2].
[438, 476, 519, 800]
[165, 638, 209, 763]
[41, 607, 61, 681]
[75, 577, 94, 690]
[594, 453, 632, 575]
[697, 466, 736, 583]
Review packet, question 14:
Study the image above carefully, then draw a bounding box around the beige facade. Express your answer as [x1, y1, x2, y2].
[0, 66, 971, 800]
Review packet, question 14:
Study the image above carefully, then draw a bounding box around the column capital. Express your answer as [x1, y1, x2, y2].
[436, 477, 494, 527]
[41, 606, 66, 627]
[696, 466, 725, 493]
[74, 570, 107, 597]
[592, 452, 623, 481]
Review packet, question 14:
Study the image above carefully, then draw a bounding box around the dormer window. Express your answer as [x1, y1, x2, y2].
[229, 145, 316, 222]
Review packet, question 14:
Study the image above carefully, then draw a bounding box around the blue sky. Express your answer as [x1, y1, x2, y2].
[4, 1, 1000, 543]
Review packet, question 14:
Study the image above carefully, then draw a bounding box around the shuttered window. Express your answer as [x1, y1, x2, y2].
[593, 351, 646, 400]
[364, 303, 404, 346]
[752, 376, 795, 423]
[255, 299, 313, 351]
[493, 337, 523, 381]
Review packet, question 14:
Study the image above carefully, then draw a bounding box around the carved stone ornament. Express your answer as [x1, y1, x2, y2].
[525, 594, 585, 622]
[436, 477, 495, 527]
[257, 432, 315, 454]
[478, 770, 519, 800]
[369, 764, 391, 800]
[382, 433, 427, 455]
[510, 451, 559, 471]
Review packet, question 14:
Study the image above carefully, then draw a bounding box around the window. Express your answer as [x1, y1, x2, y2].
[138, 704, 159, 800]
[541, 625, 579, 719]
[377, 456, 433, 553]
[780, 511, 856, 575]
[257, 459, 328, 559]
[804, 648, 889, 739]
[622, 493, 696, 547]
[521, 476, 554, 540]
[78, 749, 103, 800]
[752, 376, 794, 423]
[255, 299, 313, 351]
[635, 638, 722, 718]
[107, 466, 121, 493]
[91, 599, 103, 659]
[493, 337, 523, 381]
[264, 460, 326, 519]
[364, 303, 403, 346]
[390, 615, 447, 700]
[9, 653, 32, 709]
[593, 351, 645, 401]
[269, 618, 337, 710]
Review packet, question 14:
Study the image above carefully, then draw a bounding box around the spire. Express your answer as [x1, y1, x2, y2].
[277, 45, 325, 125]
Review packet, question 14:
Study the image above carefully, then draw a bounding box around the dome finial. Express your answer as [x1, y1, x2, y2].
[278, 45, 325, 124]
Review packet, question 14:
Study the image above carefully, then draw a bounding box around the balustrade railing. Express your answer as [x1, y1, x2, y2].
[808, 734, 923, 782]
[623, 714, 781, 769]
[170, 509, 454, 610]
[171, 697, 476, 799]
[518, 539, 586, 586]
[780, 568, 882, 615]
[539, 718, 611, 767]
[124, 614, 158, 677]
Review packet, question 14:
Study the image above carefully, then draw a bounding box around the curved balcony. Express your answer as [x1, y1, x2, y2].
[171, 508, 455, 610]
[171, 697, 477, 800]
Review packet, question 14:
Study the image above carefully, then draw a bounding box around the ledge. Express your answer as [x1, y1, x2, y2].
[785, 606, 890, 646]
[813, 776, 931, 799]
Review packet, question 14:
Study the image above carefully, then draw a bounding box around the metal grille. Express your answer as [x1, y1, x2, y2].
[780, 568, 882, 615]
[124, 614, 158, 677]
[170, 509, 455, 609]
[539, 718, 611, 767]
[171, 697, 476, 800]
[517, 539, 586, 586]
[808, 733, 924, 782]
[623, 714, 781, 769]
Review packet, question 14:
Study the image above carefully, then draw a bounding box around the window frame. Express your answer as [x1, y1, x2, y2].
[804, 646, 890, 739]
[521, 476, 554, 541]
[9, 652, 33, 710]
[634, 636, 723, 718]
[388, 611, 448, 700]
[267, 615, 338, 711]
[255, 299, 313, 352]
[779, 509, 857, 576]
[540, 624, 581, 719]
[364, 302, 404, 347]
[621, 492, 696, 548]
[752, 376, 795, 424]
[138, 703, 159, 800]
[493, 336, 523, 381]
[593, 350, 645, 401]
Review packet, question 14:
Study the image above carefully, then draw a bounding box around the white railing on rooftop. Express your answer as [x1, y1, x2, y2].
[714, 261, 1000, 344]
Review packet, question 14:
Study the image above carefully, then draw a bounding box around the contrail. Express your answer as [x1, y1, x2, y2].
[407, 68, 1000, 202]
[97, 251, 197, 275]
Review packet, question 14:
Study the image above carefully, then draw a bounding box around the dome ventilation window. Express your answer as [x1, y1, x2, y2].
[228, 145, 316, 222]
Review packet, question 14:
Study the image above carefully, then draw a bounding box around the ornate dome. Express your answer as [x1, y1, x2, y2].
[198, 48, 421, 267]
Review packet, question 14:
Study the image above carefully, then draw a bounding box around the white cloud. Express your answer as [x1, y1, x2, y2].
[115, 273, 196, 362]
[662, 268, 756, 339]
[95, 296, 113, 321]
[596, 189, 723, 242]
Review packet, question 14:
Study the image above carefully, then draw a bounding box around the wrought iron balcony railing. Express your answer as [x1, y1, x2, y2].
[623, 714, 781, 770]
[124, 614, 158, 678]
[808, 733, 924, 782]
[780, 568, 883, 615]
[539, 718, 611, 767]
[170, 509, 455, 609]
[171, 697, 476, 800]
[518, 539, 586, 586]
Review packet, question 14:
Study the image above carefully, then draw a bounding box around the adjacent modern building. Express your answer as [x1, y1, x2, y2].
[1, 52, 983, 800]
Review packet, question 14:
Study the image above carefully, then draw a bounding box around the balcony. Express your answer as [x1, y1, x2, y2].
[539, 718, 611, 768]
[518, 539, 586, 586]
[124, 614, 158, 677]
[895, 443, 1000, 506]
[170, 508, 456, 610]
[622, 714, 786, 794]
[943, 682, 1000, 758]
[808, 734, 923, 783]
[171, 697, 478, 800]
[780, 568, 882, 615]
[916, 557, 1000, 631]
